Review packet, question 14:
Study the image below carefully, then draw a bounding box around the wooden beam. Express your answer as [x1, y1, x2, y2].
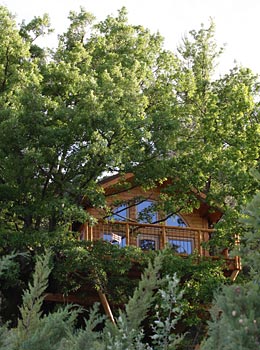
[198, 230, 202, 256]
[97, 290, 115, 324]
[44, 293, 99, 305]
[162, 226, 166, 248]
[89, 225, 93, 241]
[126, 223, 130, 246]
[230, 269, 240, 282]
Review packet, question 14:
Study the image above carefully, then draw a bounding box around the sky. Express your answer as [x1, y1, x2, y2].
[2, 0, 260, 76]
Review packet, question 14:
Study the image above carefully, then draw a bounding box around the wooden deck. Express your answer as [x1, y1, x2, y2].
[81, 221, 213, 252]
[79, 220, 241, 278]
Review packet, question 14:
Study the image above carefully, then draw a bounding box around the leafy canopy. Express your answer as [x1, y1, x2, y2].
[0, 7, 259, 239]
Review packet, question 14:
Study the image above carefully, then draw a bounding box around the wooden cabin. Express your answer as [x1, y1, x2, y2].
[80, 173, 241, 280]
[45, 172, 240, 320]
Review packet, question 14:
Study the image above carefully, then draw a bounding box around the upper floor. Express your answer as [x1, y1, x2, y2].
[79, 173, 241, 279]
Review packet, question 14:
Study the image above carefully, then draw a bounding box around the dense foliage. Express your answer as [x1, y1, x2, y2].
[0, 4, 260, 348]
[0, 6, 259, 239]
[201, 176, 260, 349]
[0, 251, 185, 350]
[0, 235, 226, 347]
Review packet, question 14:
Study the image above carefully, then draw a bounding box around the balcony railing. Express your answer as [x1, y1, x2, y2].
[80, 220, 241, 279]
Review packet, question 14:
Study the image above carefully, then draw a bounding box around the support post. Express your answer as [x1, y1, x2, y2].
[162, 226, 166, 249]
[198, 230, 203, 256]
[126, 223, 130, 246]
[97, 290, 115, 324]
[83, 223, 88, 240]
[230, 269, 240, 282]
[89, 225, 93, 241]
[203, 231, 210, 257]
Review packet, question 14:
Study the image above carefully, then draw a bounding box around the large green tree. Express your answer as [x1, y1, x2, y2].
[139, 22, 260, 248]
[0, 7, 179, 235]
[0, 7, 259, 344]
[0, 7, 259, 246]
[200, 177, 260, 350]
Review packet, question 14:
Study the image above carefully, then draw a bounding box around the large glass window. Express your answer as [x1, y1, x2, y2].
[168, 238, 193, 254]
[137, 200, 157, 223]
[139, 239, 157, 250]
[110, 203, 128, 221]
[166, 214, 187, 227]
[103, 233, 126, 247]
[138, 234, 160, 250]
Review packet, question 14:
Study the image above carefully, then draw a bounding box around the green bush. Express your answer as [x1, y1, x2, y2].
[0, 251, 185, 350]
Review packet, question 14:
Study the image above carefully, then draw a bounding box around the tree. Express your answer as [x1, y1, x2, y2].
[140, 21, 260, 248]
[0, 7, 259, 243]
[0, 7, 180, 235]
[200, 178, 260, 349]
[239, 171, 260, 281]
[0, 251, 184, 350]
[200, 283, 260, 350]
[0, 6, 260, 343]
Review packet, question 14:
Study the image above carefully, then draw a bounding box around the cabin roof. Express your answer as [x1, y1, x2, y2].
[98, 173, 134, 188]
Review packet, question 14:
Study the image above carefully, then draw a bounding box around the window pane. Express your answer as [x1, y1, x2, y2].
[168, 239, 193, 254]
[139, 239, 156, 251]
[166, 214, 187, 227]
[111, 204, 128, 221]
[137, 200, 157, 223]
[103, 233, 126, 247]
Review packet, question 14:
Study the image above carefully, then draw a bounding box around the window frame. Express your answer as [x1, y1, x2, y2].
[137, 234, 160, 250]
[167, 238, 194, 254]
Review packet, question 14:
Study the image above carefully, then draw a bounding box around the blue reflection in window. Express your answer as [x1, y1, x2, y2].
[137, 200, 157, 223]
[110, 204, 128, 221]
[168, 239, 193, 254]
[166, 214, 187, 227]
[103, 233, 126, 247]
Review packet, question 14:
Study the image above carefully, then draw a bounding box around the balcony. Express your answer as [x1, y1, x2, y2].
[44, 219, 241, 319]
[80, 220, 241, 280]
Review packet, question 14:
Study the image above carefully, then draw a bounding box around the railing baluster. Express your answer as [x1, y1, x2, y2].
[90, 225, 93, 241]
[92, 220, 218, 257]
[203, 230, 210, 257]
[198, 230, 202, 256]
[86, 224, 89, 240]
[162, 225, 166, 249]
[126, 223, 130, 246]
